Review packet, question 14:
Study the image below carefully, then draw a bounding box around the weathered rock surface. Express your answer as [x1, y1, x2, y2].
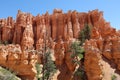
[0, 44, 37, 80]
[84, 39, 102, 80]
[84, 10, 120, 79]
[0, 9, 120, 80]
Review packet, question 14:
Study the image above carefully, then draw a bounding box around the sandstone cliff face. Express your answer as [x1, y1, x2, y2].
[0, 17, 14, 43]
[84, 12, 120, 79]
[0, 9, 120, 80]
[84, 39, 102, 80]
[0, 44, 37, 80]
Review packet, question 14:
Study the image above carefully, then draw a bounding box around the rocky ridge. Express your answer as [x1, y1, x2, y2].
[0, 9, 120, 80]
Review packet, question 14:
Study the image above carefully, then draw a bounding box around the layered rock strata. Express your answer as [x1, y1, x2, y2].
[0, 9, 120, 80]
[0, 44, 37, 80]
[84, 14, 120, 79]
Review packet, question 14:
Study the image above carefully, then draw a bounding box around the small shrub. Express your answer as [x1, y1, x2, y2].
[0, 40, 10, 45]
[0, 40, 2, 44]
[35, 63, 42, 80]
[3, 41, 9, 45]
[111, 74, 117, 80]
[74, 67, 84, 80]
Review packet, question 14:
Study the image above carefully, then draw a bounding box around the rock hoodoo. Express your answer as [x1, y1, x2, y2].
[0, 9, 120, 80]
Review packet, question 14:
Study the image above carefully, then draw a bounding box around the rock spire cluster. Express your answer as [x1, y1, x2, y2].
[0, 9, 120, 80]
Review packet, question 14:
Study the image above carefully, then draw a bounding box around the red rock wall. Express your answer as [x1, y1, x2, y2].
[0, 9, 99, 44]
[84, 13, 120, 79]
[0, 9, 120, 80]
[0, 44, 37, 80]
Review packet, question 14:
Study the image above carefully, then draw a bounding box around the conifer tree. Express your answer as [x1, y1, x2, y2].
[70, 41, 85, 80]
[36, 49, 57, 80]
[79, 24, 91, 45]
[36, 28, 57, 80]
[42, 49, 56, 80]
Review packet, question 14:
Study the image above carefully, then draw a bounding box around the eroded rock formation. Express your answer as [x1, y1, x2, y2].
[0, 9, 120, 80]
[0, 44, 37, 80]
[84, 14, 120, 79]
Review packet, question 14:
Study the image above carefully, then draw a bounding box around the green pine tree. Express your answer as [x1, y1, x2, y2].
[70, 41, 84, 64]
[42, 49, 56, 80]
[36, 49, 57, 80]
[70, 41, 85, 80]
[79, 24, 91, 46]
[35, 63, 42, 80]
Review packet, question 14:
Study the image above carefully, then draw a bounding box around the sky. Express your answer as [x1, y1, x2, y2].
[0, 0, 120, 29]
